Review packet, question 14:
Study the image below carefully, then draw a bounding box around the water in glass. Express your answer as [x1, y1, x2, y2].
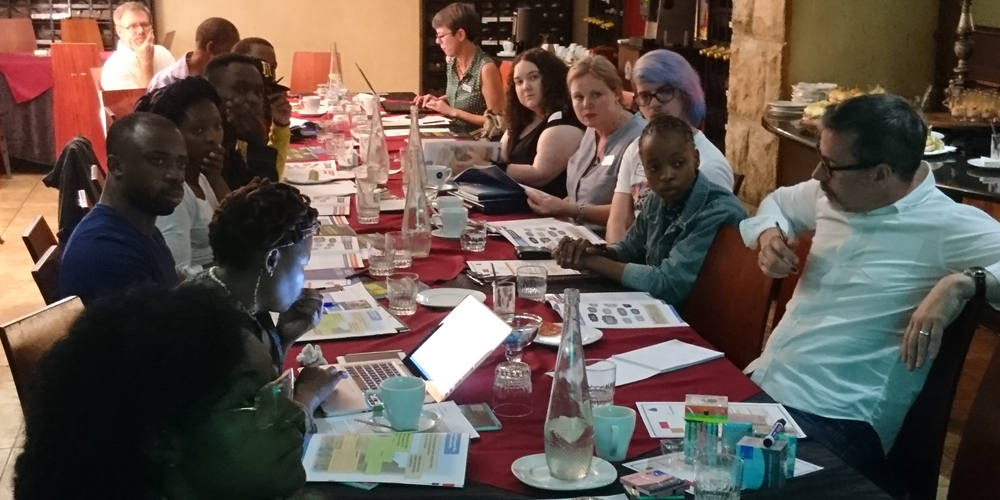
[461, 220, 488, 252]
[355, 179, 380, 224]
[386, 273, 419, 316]
[516, 265, 547, 301]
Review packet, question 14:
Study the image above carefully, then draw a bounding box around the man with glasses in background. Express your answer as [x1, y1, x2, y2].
[101, 1, 175, 90]
[741, 93, 1000, 488]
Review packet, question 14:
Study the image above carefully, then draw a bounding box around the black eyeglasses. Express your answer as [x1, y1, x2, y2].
[634, 85, 676, 107]
[815, 146, 883, 177]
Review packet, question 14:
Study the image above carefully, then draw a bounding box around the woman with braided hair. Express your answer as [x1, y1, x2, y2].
[194, 177, 346, 416]
[135, 76, 230, 278]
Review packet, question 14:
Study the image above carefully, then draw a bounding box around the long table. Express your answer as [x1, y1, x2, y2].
[277, 154, 894, 498]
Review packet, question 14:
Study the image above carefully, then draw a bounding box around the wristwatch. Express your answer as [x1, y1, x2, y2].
[964, 266, 987, 298]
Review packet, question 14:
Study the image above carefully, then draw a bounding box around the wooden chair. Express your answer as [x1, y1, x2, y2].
[77, 189, 91, 212]
[885, 293, 985, 500]
[60, 18, 103, 47]
[90, 67, 145, 136]
[499, 60, 513, 88]
[948, 338, 1000, 500]
[21, 215, 57, 264]
[682, 225, 776, 370]
[290, 51, 333, 95]
[0, 296, 84, 405]
[161, 30, 176, 51]
[0, 18, 37, 53]
[52, 43, 106, 167]
[90, 164, 106, 194]
[31, 245, 64, 305]
[771, 231, 814, 327]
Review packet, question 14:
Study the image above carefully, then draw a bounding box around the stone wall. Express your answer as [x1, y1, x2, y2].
[725, 0, 787, 206]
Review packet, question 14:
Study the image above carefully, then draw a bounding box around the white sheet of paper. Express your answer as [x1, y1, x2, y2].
[466, 260, 582, 278]
[636, 402, 808, 439]
[611, 340, 722, 374]
[295, 181, 357, 197]
[623, 454, 823, 483]
[302, 432, 469, 487]
[578, 300, 688, 330]
[314, 401, 480, 438]
[489, 218, 604, 250]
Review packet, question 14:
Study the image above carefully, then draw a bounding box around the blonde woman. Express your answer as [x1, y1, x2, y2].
[525, 55, 646, 231]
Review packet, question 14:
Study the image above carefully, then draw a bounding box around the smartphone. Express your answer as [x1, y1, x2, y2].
[515, 246, 551, 260]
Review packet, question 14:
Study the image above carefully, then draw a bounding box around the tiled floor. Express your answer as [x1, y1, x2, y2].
[0, 172, 996, 499]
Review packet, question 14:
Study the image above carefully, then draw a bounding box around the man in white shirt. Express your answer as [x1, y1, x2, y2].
[147, 17, 240, 91]
[741, 94, 1000, 484]
[101, 1, 174, 90]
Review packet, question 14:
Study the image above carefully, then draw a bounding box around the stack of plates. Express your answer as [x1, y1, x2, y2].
[791, 82, 837, 103]
[768, 100, 808, 116]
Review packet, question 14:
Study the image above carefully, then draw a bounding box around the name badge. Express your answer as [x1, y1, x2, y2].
[461, 83, 473, 93]
[601, 155, 616, 167]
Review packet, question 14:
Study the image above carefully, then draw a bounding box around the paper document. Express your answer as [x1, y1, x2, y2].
[546, 291, 654, 312]
[382, 115, 453, 127]
[623, 454, 822, 484]
[314, 401, 480, 439]
[318, 216, 352, 226]
[489, 218, 605, 250]
[303, 432, 470, 487]
[305, 279, 353, 289]
[467, 260, 582, 278]
[305, 252, 364, 270]
[608, 340, 723, 385]
[578, 299, 687, 330]
[310, 195, 352, 216]
[312, 235, 366, 254]
[296, 182, 358, 197]
[284, 160, 356, 179]
[296, 283, 406, 342]
[636, 402, 807, 439]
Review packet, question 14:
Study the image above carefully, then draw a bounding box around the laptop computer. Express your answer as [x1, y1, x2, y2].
[355, 63, 431, 116]
[321, 295, 513, 415]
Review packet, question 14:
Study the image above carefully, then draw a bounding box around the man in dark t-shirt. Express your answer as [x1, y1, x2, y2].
[60, 113, 186, 304]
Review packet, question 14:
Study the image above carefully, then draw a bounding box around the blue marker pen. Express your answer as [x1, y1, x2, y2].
[763, 418, 787, 448]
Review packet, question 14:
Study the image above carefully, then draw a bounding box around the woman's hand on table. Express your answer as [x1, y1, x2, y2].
[293, 366, 349, 415]
[413, 94, 443, 108]
[553, 237, 601, 270]
[424, 98, 456, 118]
[277, 288, 323, 342]
[525, 187, 573, 217]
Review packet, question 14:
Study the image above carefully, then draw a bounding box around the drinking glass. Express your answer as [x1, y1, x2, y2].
[461, 219, 488, 252]
[991, 133, 1000, 160]
[492, 361, 532, 418]
[355, 179, 380, 225]
[386, 272, 419, 316]
[493, 281, 516, 316]
[501, 313, 542, 362]
[694, 452, 744, 500]
[585, 359, 617, 408]
[367, 233, 395, 277]
[331, 111, 352, 134]
[386, 231, 413, 269]
[516, 265, 547, 301]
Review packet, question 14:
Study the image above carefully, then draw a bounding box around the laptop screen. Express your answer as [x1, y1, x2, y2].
[405, 296, 512, 401]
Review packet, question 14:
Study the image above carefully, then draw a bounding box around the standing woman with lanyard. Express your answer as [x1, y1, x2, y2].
[414, 2, 506, 134]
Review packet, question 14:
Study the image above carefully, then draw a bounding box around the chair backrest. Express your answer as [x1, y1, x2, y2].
[31, 245, 63, 305]
[52, 43, 105, 167]
[90, 67, 145, 135]
[732, 173, 745, 196]
[60, 18, 103, 47]
[0, 296, 84, 405]
[21, 215, 57, 263]
[0, 18, 37, 53]
[290, 51, 333, 95]
[949, 338, 1000, 500]
[499, 60, 513, 88]
[161, 30, 176, 51]
[90, 164, 106, 193]
[885, 294, 985, 500]
[683, 224, 776, 370]
[771, 231, 814, 327]
[78, 189, 92, 212]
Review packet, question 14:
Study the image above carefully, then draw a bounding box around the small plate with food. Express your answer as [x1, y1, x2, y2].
[283, 169, 337, 185]
[533, 322, 603, 347]
[925, 131, 957, 156]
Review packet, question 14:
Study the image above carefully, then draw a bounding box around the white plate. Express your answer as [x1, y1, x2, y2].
[496, 51, 516, 58]
[924, 145, 958, 156]
[510, 454, 617, 491]
[969, 157, 1000, 169]
[298, 107, 329, 117]
[769, 100, 808, 109]
[533, 323, 604, 347]
[416, 288, 486, 308]
[379, 199, 406, 211]
[365, 410, 440, 433]
[431, 228, 462, 239]
[283, 171, 337, 185]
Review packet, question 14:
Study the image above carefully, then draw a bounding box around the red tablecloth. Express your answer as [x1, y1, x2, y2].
[283, 167, 764, 494]
[0, 51, 112, 104]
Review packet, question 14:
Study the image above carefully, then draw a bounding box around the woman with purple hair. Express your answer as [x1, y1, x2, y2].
[606, 50, 734, 243]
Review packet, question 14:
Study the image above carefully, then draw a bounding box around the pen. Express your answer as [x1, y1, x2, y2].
[774, 222, 799, 274]
[763, 418, 787, 448]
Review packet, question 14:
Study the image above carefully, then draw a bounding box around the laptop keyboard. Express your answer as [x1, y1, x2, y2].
[345, 362, 404, 392]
